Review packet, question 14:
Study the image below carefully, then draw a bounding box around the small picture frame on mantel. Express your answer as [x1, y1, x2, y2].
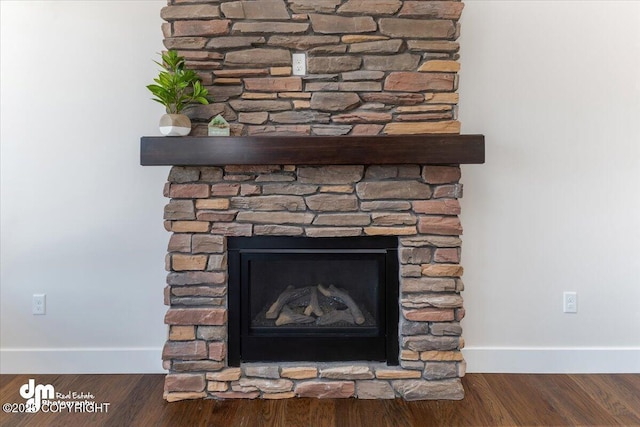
[208, 114, 230, 136]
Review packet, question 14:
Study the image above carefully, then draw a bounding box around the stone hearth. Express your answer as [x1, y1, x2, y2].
[161, 163, 467, 401]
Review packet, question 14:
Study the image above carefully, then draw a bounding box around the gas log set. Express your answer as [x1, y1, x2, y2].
[258, 284, 372, 327]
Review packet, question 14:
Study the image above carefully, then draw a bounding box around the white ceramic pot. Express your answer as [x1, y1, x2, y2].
[159, 113, 191, 136]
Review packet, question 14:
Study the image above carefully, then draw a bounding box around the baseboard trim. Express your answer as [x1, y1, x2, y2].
[2, 347, 639, 374]
[0, 348, 165, 374]
[463, 347, 640, 373]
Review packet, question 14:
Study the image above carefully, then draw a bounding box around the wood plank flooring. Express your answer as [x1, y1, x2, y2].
[1, 374, 639, 426]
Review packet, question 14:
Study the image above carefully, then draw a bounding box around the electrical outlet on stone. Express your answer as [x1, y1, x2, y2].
[292, 53, 306, 76]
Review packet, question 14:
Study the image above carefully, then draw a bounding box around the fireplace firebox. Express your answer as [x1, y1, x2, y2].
[228, 236, 399, 366]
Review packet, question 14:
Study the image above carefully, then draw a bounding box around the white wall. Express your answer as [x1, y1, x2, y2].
[458, 1, 640, 372]
[1, 1, 638, 374]
[0, 0, 168, 373]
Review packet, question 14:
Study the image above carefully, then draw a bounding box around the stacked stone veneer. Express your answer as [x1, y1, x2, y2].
[160, 0, 463, 136]
[162, 164, 466, 401]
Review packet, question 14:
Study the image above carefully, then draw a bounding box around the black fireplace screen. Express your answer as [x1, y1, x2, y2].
[228, 236, 399, 365]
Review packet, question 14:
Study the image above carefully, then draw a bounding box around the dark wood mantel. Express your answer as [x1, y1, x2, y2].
[140, 135, 484, 166]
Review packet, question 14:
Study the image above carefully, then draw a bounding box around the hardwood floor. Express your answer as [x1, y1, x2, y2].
[1, 374, 639, 426]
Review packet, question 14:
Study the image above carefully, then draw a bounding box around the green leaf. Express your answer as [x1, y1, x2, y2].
[147, 50, 211, 113]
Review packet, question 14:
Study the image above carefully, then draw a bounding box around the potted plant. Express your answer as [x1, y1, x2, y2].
[147, 50, 209, 136]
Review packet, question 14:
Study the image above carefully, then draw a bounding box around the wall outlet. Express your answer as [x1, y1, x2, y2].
[33, 294, 46, 315]
[563, 291, 577, 313]
[292, 53, 306, 76]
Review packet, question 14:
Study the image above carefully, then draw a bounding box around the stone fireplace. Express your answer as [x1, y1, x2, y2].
[144, 0, 484, 401]
[149, 158, 481, 401]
